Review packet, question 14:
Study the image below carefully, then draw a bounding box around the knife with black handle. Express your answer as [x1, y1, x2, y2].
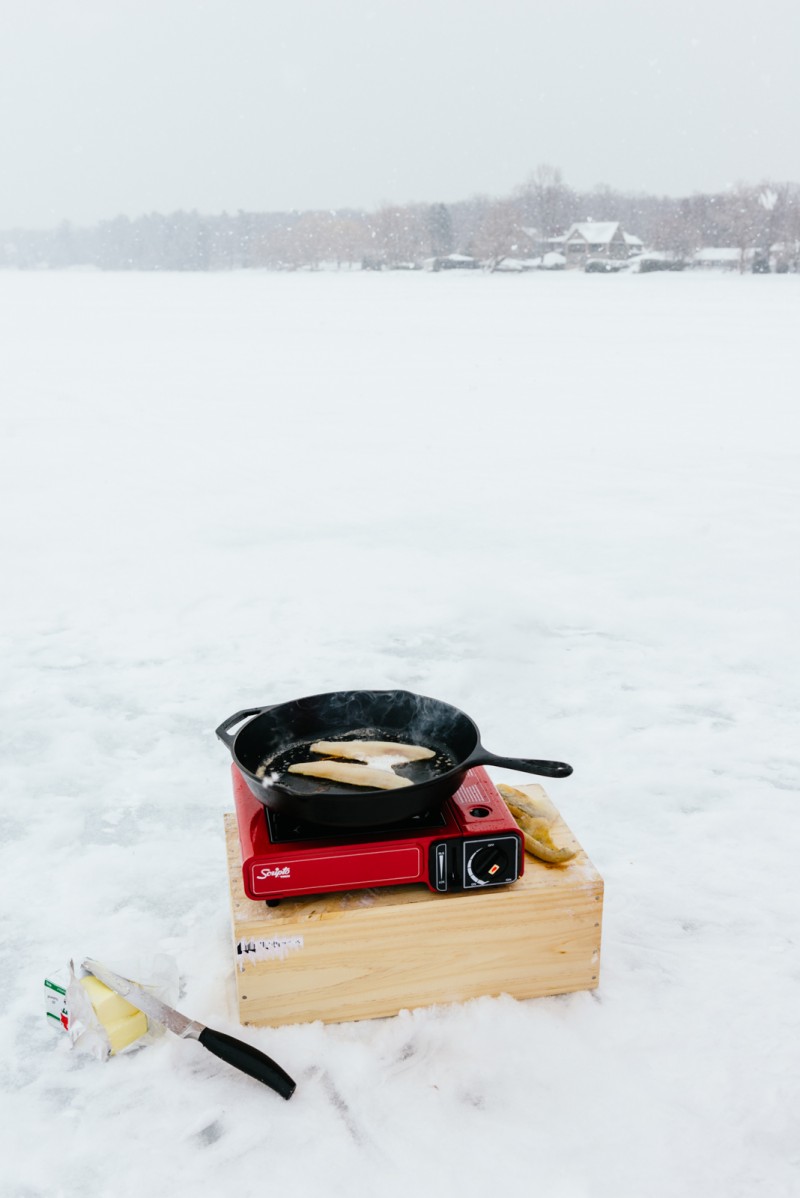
[82, 958, 296, 1100]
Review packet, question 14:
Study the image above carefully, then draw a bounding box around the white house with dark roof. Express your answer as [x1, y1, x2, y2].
[561, 221, 638, 267]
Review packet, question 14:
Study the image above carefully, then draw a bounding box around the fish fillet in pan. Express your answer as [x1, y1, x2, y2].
[310, 740, 435, 762]
[287, 761, 414, 789]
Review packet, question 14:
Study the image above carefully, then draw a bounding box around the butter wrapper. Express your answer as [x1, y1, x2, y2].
[44, 973, 70, 1031]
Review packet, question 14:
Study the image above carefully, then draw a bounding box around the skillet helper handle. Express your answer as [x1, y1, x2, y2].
[198, 1026, 297, 1099]
[215, 706, 274, 750]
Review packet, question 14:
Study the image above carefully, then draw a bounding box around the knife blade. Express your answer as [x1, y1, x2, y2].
[82, 958, 296, 1100]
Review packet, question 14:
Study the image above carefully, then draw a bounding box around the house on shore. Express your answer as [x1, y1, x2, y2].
[422, 253, 480, 272]
[561, 221, 639, 268]
[691, 247, 743, 271]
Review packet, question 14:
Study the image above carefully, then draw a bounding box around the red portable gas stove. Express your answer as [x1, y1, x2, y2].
[232, 765, 524, 902]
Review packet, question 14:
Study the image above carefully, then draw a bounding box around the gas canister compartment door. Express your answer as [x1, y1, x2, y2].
[462, 835, 520, 888]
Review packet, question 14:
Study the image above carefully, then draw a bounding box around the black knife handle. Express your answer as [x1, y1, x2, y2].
[198, 1027, 296, 1099]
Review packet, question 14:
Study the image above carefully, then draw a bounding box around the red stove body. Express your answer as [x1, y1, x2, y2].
[232, 765, 524, 901]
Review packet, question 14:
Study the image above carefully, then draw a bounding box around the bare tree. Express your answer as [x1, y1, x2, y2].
[778, 182, 800, 269]
[327, 214, 369, 269]
[516, 164, 574, 245]
[721, 184, 761, 272]
[469, 197, 523, 269]
[363, 204, 431, 267]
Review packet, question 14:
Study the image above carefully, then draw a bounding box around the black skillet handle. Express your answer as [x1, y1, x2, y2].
[467, 747, 573, 778]
[215, 707, 275, 751]
[198, 1026, 296, 1099]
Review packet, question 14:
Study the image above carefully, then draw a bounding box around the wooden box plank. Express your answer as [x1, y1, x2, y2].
[225, 785, 603, 1027]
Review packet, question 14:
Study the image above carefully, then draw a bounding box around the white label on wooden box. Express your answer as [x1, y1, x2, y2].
[236, 936, 304, 968]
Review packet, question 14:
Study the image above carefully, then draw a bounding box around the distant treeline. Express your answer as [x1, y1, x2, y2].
[2, 167, 799, 271]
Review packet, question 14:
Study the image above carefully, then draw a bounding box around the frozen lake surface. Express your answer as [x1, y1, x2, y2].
[1, 269, 799, 1197]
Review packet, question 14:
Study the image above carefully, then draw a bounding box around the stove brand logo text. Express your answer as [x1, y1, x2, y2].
[256, 865, 291, 880]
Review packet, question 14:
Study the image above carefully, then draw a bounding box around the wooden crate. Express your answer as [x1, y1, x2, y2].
[225, 785, 603, 1027]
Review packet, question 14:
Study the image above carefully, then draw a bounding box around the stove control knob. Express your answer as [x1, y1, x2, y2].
[465, 841, 510, 886]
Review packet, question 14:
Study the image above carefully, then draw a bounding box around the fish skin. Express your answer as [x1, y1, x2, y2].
[498, 784, 577, 864]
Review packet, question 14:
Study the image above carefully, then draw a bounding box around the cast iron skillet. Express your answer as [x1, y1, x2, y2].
[216, 689, 572, 829]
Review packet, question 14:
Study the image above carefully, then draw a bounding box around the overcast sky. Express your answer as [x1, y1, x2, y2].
[1, 0, 799, 228]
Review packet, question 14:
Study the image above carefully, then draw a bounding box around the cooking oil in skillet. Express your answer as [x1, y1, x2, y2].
[262, 730, 455, 793]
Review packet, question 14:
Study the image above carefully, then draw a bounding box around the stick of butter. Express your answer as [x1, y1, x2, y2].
[79, 975, 148, 1055]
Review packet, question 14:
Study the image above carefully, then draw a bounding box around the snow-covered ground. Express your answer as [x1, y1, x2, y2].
[1, 268, 799, 1197]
